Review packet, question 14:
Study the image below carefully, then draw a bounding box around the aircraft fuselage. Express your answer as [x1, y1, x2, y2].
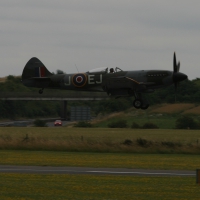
[46, 70, 180, 92]
[21, 53, 188, 109]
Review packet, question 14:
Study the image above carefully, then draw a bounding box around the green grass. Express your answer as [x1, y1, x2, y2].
[0, 127, 200, 143]
[93, 103, 200, 128]
[0, 150, 200, 170]
[0, 127, 200, 153]
[0, 174, 199, 200]
[94, 114, 176, 128]
[1, 124, 200, 200]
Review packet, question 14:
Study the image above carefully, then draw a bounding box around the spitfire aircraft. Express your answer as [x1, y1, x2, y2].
[22, 52, 187, 109]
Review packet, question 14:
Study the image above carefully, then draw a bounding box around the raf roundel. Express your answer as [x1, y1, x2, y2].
[72, 73, 87, 87]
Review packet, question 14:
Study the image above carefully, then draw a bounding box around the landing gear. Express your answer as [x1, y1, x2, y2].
[39, 88, 44, 94]
[133, 99, 149, 109]
[141, 104, 149, 110]
[133, 99, 143, 109]
[133, 92, 149, 109]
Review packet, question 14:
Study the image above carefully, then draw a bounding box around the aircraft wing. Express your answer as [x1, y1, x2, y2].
[103, 76, 142, 90]
[103, 76, 155, 92]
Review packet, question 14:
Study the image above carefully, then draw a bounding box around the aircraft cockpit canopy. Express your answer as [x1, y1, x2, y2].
[88, 67, 123, 74]
[115, 67, 123, 72]
[88, 67, 108, 74]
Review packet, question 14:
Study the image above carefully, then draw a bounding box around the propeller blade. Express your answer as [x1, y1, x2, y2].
[173, 52, 179, 102]
[177, 61, 180, 72]
[173, 52, 177, 72]
[172, 52, 187, 102]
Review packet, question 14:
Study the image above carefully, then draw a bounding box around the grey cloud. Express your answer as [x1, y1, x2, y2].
[0, 0, 199, 79]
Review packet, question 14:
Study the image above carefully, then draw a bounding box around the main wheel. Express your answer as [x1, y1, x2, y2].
[141, 104, 149, 110]
[133, 99, 143, 109]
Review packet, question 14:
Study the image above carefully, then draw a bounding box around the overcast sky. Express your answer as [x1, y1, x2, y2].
[0, 0, 200, 80]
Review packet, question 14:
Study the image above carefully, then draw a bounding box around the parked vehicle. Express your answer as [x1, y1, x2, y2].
[54, 120, 62, 126]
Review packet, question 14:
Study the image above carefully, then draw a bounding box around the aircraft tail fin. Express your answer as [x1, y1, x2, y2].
[22, 57, 53, 88]
[22, 57, 52, 80]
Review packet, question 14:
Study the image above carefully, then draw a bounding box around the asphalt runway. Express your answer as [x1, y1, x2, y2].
[0, 165, 195, 177]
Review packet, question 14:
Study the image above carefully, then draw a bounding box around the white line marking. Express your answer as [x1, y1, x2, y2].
[0, 168, 195, 176]
[88, 171, 195, 176]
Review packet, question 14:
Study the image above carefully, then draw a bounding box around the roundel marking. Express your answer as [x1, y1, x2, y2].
[76, 76, 83, 83]
[72, 73, 87, 87]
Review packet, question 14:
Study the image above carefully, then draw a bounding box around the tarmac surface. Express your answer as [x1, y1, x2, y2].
[0, 165, 196, 177]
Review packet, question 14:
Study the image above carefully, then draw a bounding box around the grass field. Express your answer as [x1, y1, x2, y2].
[1, 127, 200, 200]
[0, 150, 200, 170]
[0, 174, 199, 200]
[183, 106, 200, 115]
[94, 114, 177, 129]
[93, 103, 200, 128]
[0, 127, 200, 153]
[150, 103, 195, 114]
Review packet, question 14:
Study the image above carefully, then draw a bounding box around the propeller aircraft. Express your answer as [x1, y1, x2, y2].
[22, 52, 187, 109]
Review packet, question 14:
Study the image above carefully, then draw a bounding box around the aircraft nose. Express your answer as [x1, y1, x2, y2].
[173, 72, 188, 82]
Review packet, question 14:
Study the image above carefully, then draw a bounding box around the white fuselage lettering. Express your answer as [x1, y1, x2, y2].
[96, 74, 102, 84]
[64, 74, 102, 86]
[88, 74, 102, 84]
[88, 75, 95, 84]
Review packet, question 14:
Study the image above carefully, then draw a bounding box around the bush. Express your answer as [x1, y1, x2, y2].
[161, 141, 182, 148]
[74, 121, 93, 127]
[131, 122, 140, 129]
[142, 122, 158, 129]
[107, 119, 127, 128]
[136, 138, 149, 147]
[34, 119, 47, 127]
[123, 139, 133, 145]
[175, 116, 199, 129]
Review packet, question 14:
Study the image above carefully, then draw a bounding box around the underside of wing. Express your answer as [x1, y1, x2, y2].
[102, 76, 146, 91]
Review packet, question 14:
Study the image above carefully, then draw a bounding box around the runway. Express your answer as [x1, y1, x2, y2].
[0, 165, 195, 177]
